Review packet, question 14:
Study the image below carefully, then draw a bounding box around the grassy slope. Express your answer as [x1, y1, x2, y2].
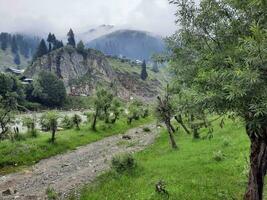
[78, 120, 258, 200]
[108, 58, 169, 86]
[0, 116, 154, 175]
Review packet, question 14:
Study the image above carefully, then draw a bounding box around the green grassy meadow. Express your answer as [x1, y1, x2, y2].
[78, 119, 260, 200]
[0, 116, 154, 175]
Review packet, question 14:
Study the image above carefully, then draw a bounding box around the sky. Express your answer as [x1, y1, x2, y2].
[0, 0, 177, 37]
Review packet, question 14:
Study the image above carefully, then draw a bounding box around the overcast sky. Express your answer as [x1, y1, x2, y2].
[0, 0, 177, 37]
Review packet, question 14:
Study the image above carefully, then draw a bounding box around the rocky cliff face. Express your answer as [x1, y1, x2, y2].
[24, 46, 162, 100]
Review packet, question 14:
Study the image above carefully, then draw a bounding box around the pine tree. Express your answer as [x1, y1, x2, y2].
[67, 29, 76, 47]
[140, 60, 148, 80]
[47, 33, 53, 52]
[11, 36, 18, 54]
[77, 40, 85, 54]
[33, 39, 48, 60]
[14, 53, 20, 65]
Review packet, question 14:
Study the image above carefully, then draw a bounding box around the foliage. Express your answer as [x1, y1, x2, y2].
[168, 0, 267, 197]
[33, 39, 48, 60]
[111, 154, 136, 174]
[67, 29, 76, 48]
[0, 116, 154, 173]
[41, 111, 59, 143]
[140, 60, 148, 80]
[127, 100, 144, 124]
[22, 116, 37, 137]
[32, 71, 66, 107]
[46, 186, 58, 200]
[61, 115, 73, 130]
[72, 114, 82, 130]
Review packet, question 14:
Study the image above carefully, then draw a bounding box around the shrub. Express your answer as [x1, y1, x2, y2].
[46, 186, 58, 200]
[61, 115, 73, 130]
[22, 116, 37, 137]
[143, 127, 151, 132]
[222, 137, 231, 147]
[111, 154, 136, 174]
[71, 114, 82, 130]
[213, 150, 225, 162]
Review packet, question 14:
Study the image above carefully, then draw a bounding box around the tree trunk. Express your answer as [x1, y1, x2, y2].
[92, 109, 98, 131]
[175, 115, 191, 134]
[244, 126, 267, 200]
[193, 128, 200, 139]
[165, 119, 178, 149]
[51, 128, 56, 143]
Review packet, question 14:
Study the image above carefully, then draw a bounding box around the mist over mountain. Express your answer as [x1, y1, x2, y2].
[86, 29, 165, 61]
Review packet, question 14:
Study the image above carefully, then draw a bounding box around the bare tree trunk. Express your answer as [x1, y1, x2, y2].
[244, 126, 267, 200]
[91, 109, 98, 131]
[175, 115, 191, 135]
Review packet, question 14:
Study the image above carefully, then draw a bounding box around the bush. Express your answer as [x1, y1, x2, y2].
[111, 154, 136, 174]
[222, 137, 231, 147]
[143, 127, 151, 132]
[213, 150, 225, 162]
[46, 186, 58, 200]
[61, 115, 73, 129]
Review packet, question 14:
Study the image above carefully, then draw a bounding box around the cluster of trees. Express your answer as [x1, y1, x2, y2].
[33, 28, 87, 61]
[165, 0, 267, 199]
[0, 32, 40, 65]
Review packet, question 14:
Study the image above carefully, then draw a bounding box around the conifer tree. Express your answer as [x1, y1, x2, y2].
[47, 33, 53, 52]
[11, 36, 18, 54]
[67, 29, 76, 47]
[140, 60, 148, 80]
[33, 39, 48, 60]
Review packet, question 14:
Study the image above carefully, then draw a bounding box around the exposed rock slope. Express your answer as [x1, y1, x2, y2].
[24, 46, 164, 100]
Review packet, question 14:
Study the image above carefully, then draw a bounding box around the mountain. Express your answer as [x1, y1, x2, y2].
[86, 29, 165, 61]
[24, 45, 165, 100]
[79, 24, 117, 42]
[0, 33, 40, 71]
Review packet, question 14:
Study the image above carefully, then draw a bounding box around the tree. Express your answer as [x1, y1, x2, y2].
[91, 88, 113, 130]
[72, 114, 82, 130]
[67, 29, 76, 47]
[47, 33, 53, 52]
[22, 116, 37, 137]
[0, 32, 9, 50]
[32, 71, 66, 107]
[33, 39, 48, 60]
[140, 60, 148, 80]
[11, 36, 18, 54]
[109, 98, 122, 124]
[169, 0, 267, 199]
[42, 112, 59, 143]
[14, 53, 20, 65]
[77, 40, 85, 53]
[156, 88, 177, 149]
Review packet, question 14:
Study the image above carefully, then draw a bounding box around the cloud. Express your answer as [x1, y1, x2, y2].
[0, 0, 177, 37]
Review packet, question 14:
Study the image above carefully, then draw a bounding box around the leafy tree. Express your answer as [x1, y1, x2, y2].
[127, 100, 143, 125]
[156, 88, 177, 149]
[169, 0, 267, 198]
[22, 116, 37, 137]
[61, 115, 73, 130]
[140, 60, 148, 80]
[91, 88, 113, 130]
[33, 39, 48, 60]
[72, 114, 82, 130]
[32, 71, 66, 107]
[67, 29, 76, 47]
[109, 98, 122, 124]
[42, 112, 59, 143]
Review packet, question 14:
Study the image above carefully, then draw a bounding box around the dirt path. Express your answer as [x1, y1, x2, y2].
[0, 123, 159, 200]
